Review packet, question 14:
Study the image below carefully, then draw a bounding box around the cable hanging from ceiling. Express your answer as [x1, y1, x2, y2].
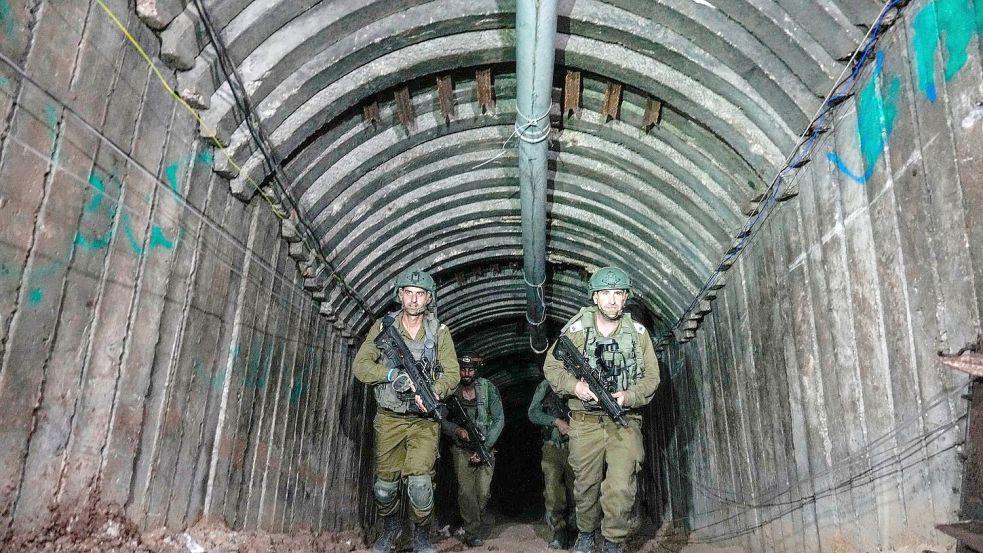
[93, 0, 373, 319]
[657, 0, 909, 348]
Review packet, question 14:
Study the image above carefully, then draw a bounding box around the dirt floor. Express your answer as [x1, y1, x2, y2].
[0, 504, 952, 553]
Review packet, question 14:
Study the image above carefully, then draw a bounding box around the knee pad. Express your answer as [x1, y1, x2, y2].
[406, 475, 434, 511]
[373, 477, 400, 504]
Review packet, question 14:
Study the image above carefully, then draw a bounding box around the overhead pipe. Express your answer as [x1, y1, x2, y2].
[515, 0, 558, 353]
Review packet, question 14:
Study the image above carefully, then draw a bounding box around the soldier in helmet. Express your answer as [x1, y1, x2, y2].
[528, 378, 576, 549]
[441, 352, 504, 547]
[543, 267, 661, 553]
[353, 269, 461, 553]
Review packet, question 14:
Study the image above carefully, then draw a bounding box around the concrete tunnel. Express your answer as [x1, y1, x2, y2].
[0, 0, 981, 551]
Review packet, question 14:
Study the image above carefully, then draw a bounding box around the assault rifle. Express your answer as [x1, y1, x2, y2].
[553, 335, 629, 427]
[448, 396, 494, 465]
[374, 315, 448, 421]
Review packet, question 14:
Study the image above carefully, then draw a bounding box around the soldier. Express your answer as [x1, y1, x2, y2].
[543, 267, 661, 553]
[353, 269, 461, 553]
[441, 352, 504, 547]
[528, 379, 576, 549]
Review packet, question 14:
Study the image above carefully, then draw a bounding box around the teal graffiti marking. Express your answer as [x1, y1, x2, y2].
[0, 76, 9, 90]
[45, 104, 60, 162]
[827, 51, 900, 185]
[28, 287, 43, 304]
[75, 172, 119, 250]
[289, 346, 318, 404]
[912, 0, 981, 102]
[0, 0, 14, 39]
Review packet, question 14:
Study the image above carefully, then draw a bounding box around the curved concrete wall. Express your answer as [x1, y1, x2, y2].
[0, 0, 368, 537]
[0, 0, 979, 551]
[649, 3, 982, 550]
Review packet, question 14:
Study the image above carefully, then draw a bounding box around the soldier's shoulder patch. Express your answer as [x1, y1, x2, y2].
[568, 320, 584, 333]
[633, 322, 646, 334]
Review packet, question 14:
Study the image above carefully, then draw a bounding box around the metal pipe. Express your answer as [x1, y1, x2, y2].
[515, 0, 557, 353]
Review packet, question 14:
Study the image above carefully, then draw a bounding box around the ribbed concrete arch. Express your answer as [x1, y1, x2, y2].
[143, 0, 873, 358]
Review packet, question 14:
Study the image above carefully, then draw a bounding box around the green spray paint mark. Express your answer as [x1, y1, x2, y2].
[45, 104, 59, 162]
[0, 76, 9, 90]
[75, 172, 118, 250]
[827, 51, 900, 185]
[163, 147, 214, 195]
[0, 0, 15, 39]
[28, 287, 42, 304]
[120, 213, 177, 255]
[290, 346, 318, 404]
[912, 0, 980, 102]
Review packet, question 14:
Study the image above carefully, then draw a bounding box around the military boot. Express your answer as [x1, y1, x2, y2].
[548, 526, 569, 549]
[601, 539, 624, 553]
[412, 523, 437, 553]
[570, 531, 595, 553]
[371, 517, 402, 553]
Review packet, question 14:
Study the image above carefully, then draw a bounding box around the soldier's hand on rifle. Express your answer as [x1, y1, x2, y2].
[455, 428, 471, 442]
[574, 380, 598, 402]
[468, 452, 482, 465]
[612, 390, 627, 407]
[553, 418, 570, 436]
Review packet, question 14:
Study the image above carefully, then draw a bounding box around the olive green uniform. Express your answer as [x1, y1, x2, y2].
[441, 377, 504, 538]
[528, 379, 576, 536]
[543, 307, 660, 545]
[353, 312, 460, 525]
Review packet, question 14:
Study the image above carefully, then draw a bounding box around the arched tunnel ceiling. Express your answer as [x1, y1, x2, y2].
[150, 0, 880, 363]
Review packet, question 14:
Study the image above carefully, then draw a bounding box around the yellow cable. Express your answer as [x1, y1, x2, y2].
[93, 0, 283, 220]
[94, 0, 362, 298]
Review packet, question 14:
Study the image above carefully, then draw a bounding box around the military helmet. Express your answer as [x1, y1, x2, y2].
[393, 269, 436, 302]
[459, 352, 484, 370]
[588, 266, 631, 297]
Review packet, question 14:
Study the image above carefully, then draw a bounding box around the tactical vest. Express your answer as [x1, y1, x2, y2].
[374, 311, 442, 413]
[458, 378, 492, 431]
[560, 306, 646, 395]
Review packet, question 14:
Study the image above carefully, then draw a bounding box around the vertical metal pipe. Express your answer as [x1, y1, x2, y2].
[515, 0, 557, 352]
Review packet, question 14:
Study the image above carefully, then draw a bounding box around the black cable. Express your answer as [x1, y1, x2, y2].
[190, 0, 372, 316]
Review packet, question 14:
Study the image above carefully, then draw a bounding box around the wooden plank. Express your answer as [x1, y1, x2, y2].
[564, 70, 581, 118]
[436, 75, 455, 122]
[475, 68, 494, 114]
[643, 97, 662, 131]
[602, 81, 622, 121]
[395, 87, 415, 130]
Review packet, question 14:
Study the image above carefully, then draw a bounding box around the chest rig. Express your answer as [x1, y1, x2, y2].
[561, 306, 645, 395]
[374, 311, 443, 413]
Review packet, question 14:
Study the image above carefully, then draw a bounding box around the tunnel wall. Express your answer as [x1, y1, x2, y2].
[0, 0, 368, 539]
[646, 2, 982, 551]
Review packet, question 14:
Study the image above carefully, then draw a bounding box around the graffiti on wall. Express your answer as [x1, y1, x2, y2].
[196, 341, 321, 406]
[827, 0, 980, 185]
[0, 0, 15, 40]
[826, 51, 901, 185]
[0, 148, 213, 306]
[912, 0, 982, 102]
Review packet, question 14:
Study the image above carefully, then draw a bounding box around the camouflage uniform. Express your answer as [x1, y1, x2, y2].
[543, 305, 660, 547]
[353, 312, 460, 526]
[528, 379, 576, 545]
[441, 377, 504, 541]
